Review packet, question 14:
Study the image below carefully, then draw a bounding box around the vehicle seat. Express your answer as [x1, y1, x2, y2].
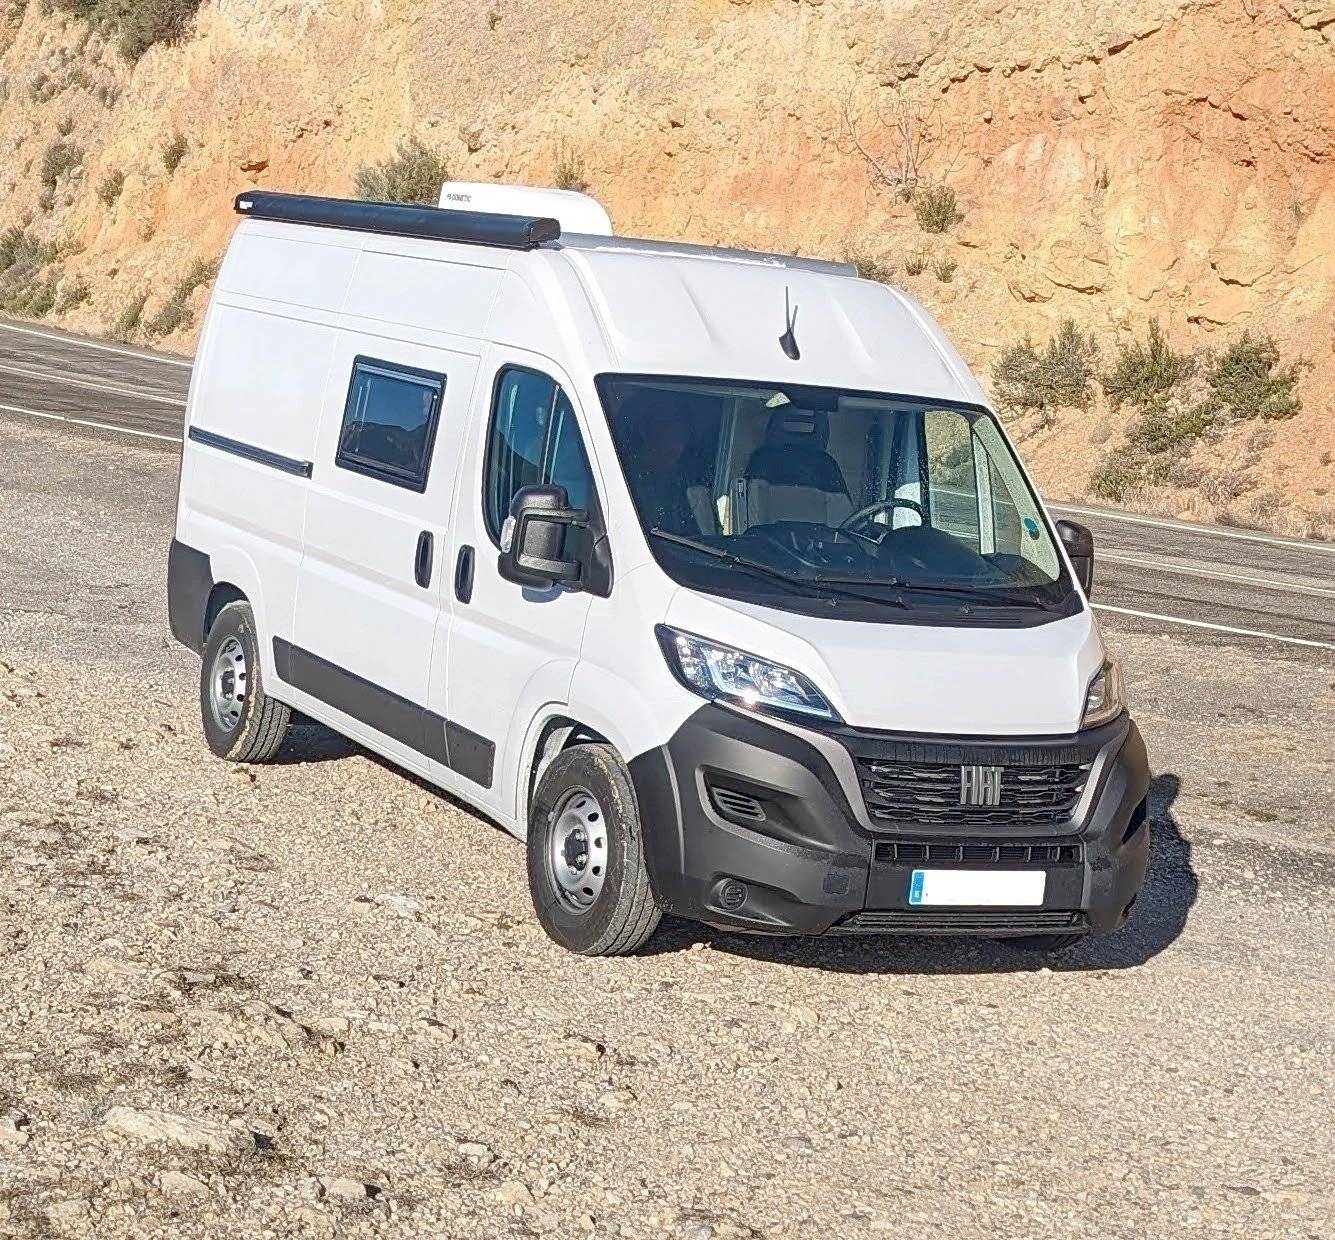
[743, 408, 853, 527]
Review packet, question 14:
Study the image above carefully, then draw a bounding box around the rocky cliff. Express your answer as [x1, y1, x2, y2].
[2, 0, 1332, 532]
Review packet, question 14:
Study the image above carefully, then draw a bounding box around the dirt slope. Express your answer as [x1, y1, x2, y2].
[1, 0, 1332, 532]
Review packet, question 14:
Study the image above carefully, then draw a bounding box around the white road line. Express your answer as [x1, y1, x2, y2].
[1099, 552, 1335, 600]
[0, 360, 186, 407]
[0, 402, 182, 444]
[1052, 502, 1335, 556]
[0, 320, 194, 368]
[1093, 603, 1335, 652]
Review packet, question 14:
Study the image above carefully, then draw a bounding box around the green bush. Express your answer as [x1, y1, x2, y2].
[112, 289, 149, 340]
[903, 248, 929, 277]
[847, 252, 894, 283]
[48, 0, 204, 62]
[0, 226, 56, 273]
[1125, 398, 1214, 456]
[913, 183, 961, 234]
[162, 131, 187, 174]
[40, 139, 83, 189]
[354, 137, 449, 206]
[1102, 320, 1193, 410]
[56, 277, 91, 312]
[932, 255, 957, 283]
[0, 227, 61, 319]
[992, 319, 1099, 412]
[1088, 453, 1142, 503]
[553, 143, 588, 193]
[144, 256, 217, 338]
[97, 168, 125, 206]
[1203, 332, 1304, 421]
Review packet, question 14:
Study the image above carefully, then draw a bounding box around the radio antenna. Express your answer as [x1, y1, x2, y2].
[778, 287, 800, 361]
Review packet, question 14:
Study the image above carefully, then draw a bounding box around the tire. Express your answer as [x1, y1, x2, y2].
[1002, 934, 1083, 953]
[526, 743, 662, 956]
[199, 600, 291, 764]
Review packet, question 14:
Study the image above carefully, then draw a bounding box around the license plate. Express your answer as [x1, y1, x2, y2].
[908, 869, 1046, 907]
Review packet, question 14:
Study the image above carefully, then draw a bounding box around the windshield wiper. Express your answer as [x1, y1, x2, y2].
[812, 575, 1056, 610]
[648, 529, 907, 609]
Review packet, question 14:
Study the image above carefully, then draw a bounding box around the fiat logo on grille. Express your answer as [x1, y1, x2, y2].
[960, 765, 1003, 806]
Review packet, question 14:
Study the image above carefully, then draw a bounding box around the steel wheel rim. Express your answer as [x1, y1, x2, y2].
[209, 635, 248, 732]
[548, 787, 608, 913]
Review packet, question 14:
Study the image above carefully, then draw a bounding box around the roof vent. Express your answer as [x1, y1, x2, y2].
[437, 182, 613, 236]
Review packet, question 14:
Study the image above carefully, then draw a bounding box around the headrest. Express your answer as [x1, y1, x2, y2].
[765, 407, 830, 452]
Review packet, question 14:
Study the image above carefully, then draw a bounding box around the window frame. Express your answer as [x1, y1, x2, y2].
[334, 354, 446, 494]
[481, 363, 596, 549]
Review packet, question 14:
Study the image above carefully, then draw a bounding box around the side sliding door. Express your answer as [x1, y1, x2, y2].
[285, 336, 476, 776]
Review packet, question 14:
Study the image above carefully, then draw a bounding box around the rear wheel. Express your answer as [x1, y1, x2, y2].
[199, 600, 291, 763]
[527, 744, 661, 956]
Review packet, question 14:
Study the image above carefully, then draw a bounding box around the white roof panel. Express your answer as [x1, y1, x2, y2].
[552, 244, 974, 403]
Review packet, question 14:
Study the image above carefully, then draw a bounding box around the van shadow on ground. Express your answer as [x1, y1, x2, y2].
[652, 773, 1197, 976]
[272, 727, 1197, 977]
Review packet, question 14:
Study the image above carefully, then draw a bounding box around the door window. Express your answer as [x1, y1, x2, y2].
[335, 356, 445, 492]
[483, 367, 594, 543]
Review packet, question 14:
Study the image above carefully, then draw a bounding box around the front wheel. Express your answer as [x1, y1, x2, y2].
[526, 744, 661, 956]
[199, 600, 291, 763]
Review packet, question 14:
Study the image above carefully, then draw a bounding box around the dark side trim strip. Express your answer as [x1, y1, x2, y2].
[188, 426, 314, 478]
[272, 637, 494, 788]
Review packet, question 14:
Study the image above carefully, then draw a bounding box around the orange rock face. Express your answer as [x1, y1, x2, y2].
[1, 0, 1331, 531]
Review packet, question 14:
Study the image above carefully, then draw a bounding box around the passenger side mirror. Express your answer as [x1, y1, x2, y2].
[498, 485, 588, 589]
[1055, 518, 1095, 596]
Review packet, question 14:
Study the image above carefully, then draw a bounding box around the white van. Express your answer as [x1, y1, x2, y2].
[168, 187, 1149, 956]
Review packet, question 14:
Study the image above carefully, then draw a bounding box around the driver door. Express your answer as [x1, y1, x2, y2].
[434, 354, 598, 826]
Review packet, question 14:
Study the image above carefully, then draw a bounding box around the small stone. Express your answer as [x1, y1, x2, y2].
[103, 1107, 255, 1155]
[160, 1170, 211, 1199]
[0, 1113, 31, 1147]
[309, 1015, 350, 1039]
[376, 892, 424, 919]
[459, 1140, 492, 1161]
[320, 1175, 369, 1201]
[494, 1180, 533, 1207]
[418, 1017, 456, 1042]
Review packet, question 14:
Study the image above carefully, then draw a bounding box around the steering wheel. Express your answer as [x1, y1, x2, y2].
[838, 496, 925, 544]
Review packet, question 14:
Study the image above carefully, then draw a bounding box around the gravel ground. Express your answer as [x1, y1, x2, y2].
[1, 417, 1333, 1238]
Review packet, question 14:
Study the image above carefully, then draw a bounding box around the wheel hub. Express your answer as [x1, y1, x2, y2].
[548, 789, 608, 913]
[209, 636, 248, 732]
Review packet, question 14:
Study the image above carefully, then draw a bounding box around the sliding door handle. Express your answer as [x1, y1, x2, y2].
[454, 544, 475, 604]
[414, 530, 434, 589]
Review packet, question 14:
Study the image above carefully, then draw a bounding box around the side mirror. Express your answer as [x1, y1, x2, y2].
[498, 484, 588, 589]
[1055, 518, 1094, 596]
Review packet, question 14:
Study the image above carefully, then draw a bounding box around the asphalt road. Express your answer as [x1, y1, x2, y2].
[0, 314, 1331, 660]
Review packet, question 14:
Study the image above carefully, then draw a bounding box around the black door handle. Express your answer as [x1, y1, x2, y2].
[414, 530, 434, 588]
[454, 544, 475, 604]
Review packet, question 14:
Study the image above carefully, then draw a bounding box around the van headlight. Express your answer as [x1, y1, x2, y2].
[656, 626, 841, 723]
[1081, 656, 1126, 729]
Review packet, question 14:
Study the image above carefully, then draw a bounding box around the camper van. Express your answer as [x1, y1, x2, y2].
[168, 186, 1150, 956]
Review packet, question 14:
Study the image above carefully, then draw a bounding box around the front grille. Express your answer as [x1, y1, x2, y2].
[834, 910, 1088, 935]
[874, 839, 1084, 866]
[858, 759, 1090, 829]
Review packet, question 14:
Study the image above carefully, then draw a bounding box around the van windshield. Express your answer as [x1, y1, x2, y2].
[597, 375, 1078, 622]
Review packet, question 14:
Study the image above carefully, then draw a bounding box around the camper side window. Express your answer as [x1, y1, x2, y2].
[483, 366, 594, 544]
[334, 356, 446, 492]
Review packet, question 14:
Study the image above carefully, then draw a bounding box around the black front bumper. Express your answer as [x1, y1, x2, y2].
[629, 706, 1150, 938]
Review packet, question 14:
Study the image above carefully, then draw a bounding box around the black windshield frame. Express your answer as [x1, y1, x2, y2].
[595, 373, 1082, 626]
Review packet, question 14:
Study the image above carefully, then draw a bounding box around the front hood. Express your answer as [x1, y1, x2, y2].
[664, 589, 1104, 736]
